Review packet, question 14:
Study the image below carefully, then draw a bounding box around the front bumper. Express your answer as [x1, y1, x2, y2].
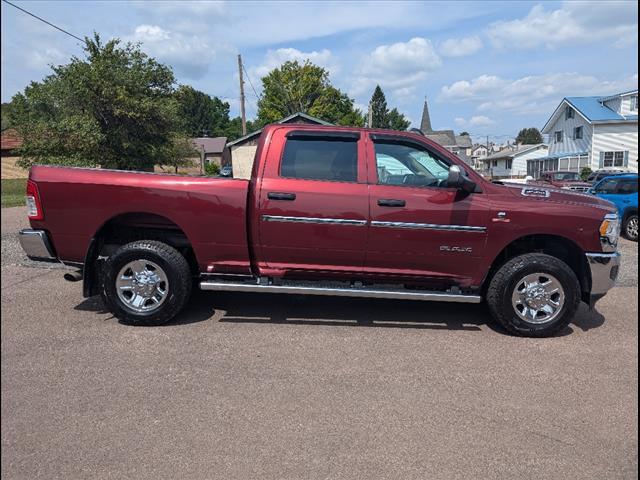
[586, 252, 621, 297]
[18, 229, 56, 261]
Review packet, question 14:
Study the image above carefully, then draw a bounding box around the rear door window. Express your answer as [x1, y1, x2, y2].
[280, 136, 358, 182]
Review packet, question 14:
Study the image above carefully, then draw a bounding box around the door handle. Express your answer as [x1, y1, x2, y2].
[378, 199, 406, 207]
[268, 192, 296, 201]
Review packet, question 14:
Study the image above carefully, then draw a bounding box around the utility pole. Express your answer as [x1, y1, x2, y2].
[367, 101, 373, 128]
[238, 54, 247, 136]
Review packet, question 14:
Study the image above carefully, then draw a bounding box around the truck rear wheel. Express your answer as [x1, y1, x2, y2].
[101, 240, 192, 326]
[486, 253, 581, 337]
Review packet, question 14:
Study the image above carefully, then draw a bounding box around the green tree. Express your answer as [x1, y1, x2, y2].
[459, 131, 470, 136]
[175, 85, 232, 137]
[386, 108, 410, 131]
[256, 60, 363, 126]
[370, 85, 389, 128]
[158, 134, 199, 174]
[515, 127, 543, 145]
[1, 102, 14, 130]
[11, 33, 179, 171]
[367, 85, 410, 130]
[580, 166, 593, 181]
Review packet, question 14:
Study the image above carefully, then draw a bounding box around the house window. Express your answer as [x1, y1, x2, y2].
[574, 126, 583, 139]
[631, 96, 638, 112]
[603, 151, 625, 168]
[565, 106, 575, 119]
[506, 159, 513, 170]
[554, 131, 563, 143]
[492, 160, 498, 167]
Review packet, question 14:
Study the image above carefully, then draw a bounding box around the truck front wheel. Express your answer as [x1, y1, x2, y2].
[486, 253, 581, 337]
[623, 213, 638, 242]
[101, 240, 192, 326]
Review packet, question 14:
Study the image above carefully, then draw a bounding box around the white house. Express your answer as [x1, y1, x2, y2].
[477, 143, 549, 179]
[538, 89, 638, 177]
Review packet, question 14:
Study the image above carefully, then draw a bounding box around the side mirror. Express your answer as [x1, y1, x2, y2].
[448, 165, 476, 193]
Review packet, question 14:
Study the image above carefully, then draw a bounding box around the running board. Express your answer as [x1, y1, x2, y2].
[199, 280, 481, 303]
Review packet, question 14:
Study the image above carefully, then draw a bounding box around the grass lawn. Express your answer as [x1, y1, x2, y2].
[1, 178, 26, 208]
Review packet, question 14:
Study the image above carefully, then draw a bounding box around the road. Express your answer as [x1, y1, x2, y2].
[1, 206, 638, 480]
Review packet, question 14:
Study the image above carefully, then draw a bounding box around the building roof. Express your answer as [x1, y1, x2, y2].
[425, 130, 457, 147]
[419, 98, 471, 148]
[192, 136, 227, 154]
[484, 143, 547, 161]
[542, 89, 639, 132]
[227, 112, 332, 148]
[455, 134, 472, 148]
[0, 128, 22, 151]
[420, 99, 433, 133]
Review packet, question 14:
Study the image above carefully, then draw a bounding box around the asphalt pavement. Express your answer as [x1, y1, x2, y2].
[1, 206, 638, 480]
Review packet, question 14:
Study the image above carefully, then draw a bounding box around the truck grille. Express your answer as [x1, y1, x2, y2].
[568, 185, 590, 192]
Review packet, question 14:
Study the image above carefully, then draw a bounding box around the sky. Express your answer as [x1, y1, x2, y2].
[1, 0, 638, 143]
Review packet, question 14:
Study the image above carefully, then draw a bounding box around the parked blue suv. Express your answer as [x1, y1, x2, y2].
[589, 173, 638, 241]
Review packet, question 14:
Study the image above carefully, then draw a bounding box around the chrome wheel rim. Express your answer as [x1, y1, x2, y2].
[627, 217, 638, 239]
[116, 260, 169, 313]
[511, 273, 565, 324]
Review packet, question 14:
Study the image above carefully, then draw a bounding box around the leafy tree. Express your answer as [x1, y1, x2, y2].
[11, 33, 179, 171]
[175, 85, 231, 137]
[580, 166, 593, 181]
[256, 60, 363, 126]
[367, 85, 410, 130]
[386, 108, 410, 131]
[515, 127, 543, 145]
[459, 131, 470, 136]
[1, 102, 14, 130]
[370, 85, 389, 128]
[158, 134, 199, 174]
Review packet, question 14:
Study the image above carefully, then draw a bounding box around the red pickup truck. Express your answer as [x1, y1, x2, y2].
[19, 125, 621, 337]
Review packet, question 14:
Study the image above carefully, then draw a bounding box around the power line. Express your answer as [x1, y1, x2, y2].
[2, 0, 85, 43]
[242, 63, 261, 101]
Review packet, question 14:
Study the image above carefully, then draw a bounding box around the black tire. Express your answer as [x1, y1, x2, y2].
[486, 253, 581, 337]
[101, 240, 192, 326]
[622, 213, 638, 242]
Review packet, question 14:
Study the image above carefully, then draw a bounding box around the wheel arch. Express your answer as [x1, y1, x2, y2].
[482, 233, 591, 302]
[83, 212, 198, 297]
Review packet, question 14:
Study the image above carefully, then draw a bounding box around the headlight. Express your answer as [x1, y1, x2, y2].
[599, 213, 620, 251]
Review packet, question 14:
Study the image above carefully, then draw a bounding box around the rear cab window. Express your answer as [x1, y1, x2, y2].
[280, 133, 359, 183]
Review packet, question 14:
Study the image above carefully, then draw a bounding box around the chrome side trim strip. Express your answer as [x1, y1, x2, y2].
[262, 215, 367, 226]
[200, 281, 482, 303]
[371, 221, 486, 232]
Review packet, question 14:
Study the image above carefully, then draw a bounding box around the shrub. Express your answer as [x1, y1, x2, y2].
[580, 166, 592, 181]
[204, 162, 220, 176]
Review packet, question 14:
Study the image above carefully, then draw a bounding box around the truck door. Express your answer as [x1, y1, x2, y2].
[255, 129, 369, 276]
[364, 133, 491, 286]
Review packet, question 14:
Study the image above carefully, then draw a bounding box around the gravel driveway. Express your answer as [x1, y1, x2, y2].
[2, 206, 637, 480]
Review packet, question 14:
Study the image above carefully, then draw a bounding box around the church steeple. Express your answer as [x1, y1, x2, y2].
[420, 97, 433, 133]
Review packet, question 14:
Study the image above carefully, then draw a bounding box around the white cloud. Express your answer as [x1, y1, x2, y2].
[126, 24, 217, 79]
[131, 1, 485, 47]
[454, 115, 495, 128]
[440, 36, 483, 57]
[251, 48, 336, 79]
[487, 1, 638, 50]
[440, 72, 639, 116]
[350, 37, 441, 100]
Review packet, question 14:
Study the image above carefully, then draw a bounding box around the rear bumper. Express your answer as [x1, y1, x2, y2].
[18, 229, 56, 261]
[586, 252, 621, 297]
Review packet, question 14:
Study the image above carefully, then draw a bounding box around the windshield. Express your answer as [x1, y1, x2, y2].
[553, 172, 580, 181]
